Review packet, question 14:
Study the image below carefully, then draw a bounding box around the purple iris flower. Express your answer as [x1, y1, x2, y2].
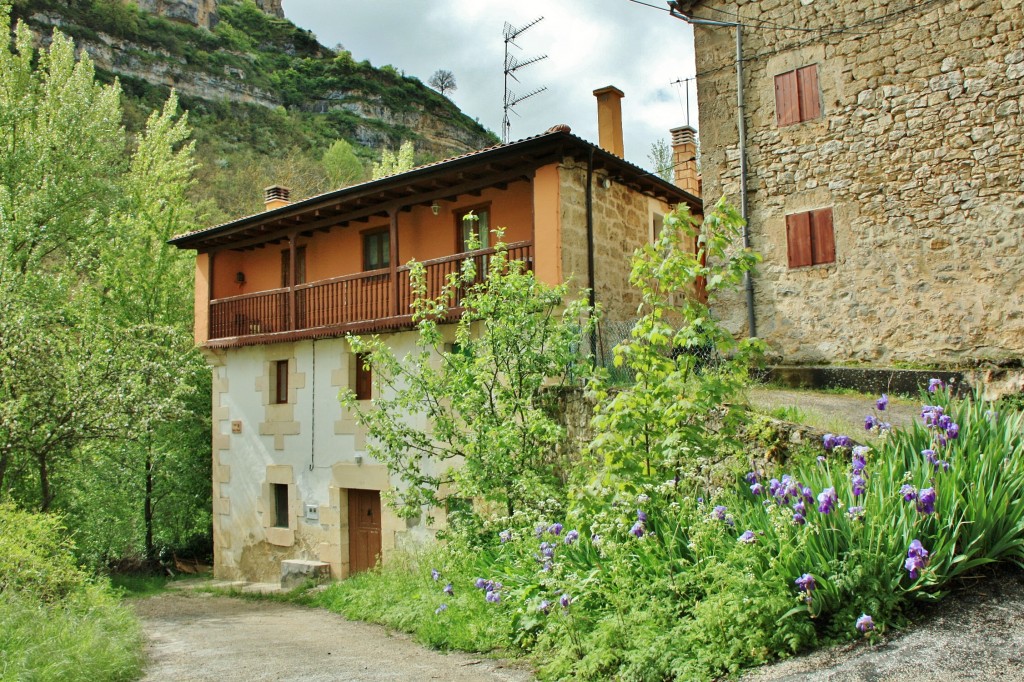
[564, 529, 579, 545]
[560, 594, 572, 608]
[946, 423, 960, 439]
[937, 459, 951, 472]
[793, 500, 806, 515]
[847, 505, 864, 520]
[630, 522, 645, 538]
[540, 542, 554, 559]
[474, 577, 488, 589]
[817, 455, 827, 463]
[851, 447, 868, 473]
[900, 484, 918, 502]
[928, 378, 944, 393]
[435, 603, 448, 614]
[865, 414, 878, 431]
[499, 529, 512, 543]
[876, 394, 889, 411]
[769, 478, 783, 499]
[712, 505, 728, 521]
[905, 539, 930, 579]
[922, 449, 937, 465]
[486, 590, 501, 604]
[795, 573, 815, 594]
[851, 474, 866, 498]
[750, 482, 764, 496]
[443, 583, 454, 596]
[548, 523, 563, 536]
[738, 530, 756, 544]
[538, 600, 551, 613]
[636, 510, 648, 523]
[835, 435, 853, 449]
[431, 568, 440, 581]
[823, 434, 837, 451]
[801, 486, 814, 503]
[916, 487, 937, 515]
[817, 487, 837, 514]
[745, 471, 760, 484]
[856, 614, 875, 632]
[792, 512, 806, 525]
[535, 524, 546, 538]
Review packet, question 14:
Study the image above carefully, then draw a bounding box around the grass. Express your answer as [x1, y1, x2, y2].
[110, 572, 187, 598]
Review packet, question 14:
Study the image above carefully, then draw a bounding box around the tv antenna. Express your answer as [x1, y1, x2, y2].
[502, 17, 547, 143]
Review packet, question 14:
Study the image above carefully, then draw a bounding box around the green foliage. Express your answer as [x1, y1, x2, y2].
[588, 199, 763, 490]
[0, 503, 143, 681]
[371, 139, 416, 179]
[322, 138, 367, 187]
[647, 137, 673, 182]
[0, 8, 210, 564]
[342, 227, 596, 518]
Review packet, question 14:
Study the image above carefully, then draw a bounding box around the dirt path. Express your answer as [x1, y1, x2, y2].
[133, 592, 534, 682]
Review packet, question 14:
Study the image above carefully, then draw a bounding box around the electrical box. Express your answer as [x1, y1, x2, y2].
[231, 420, 242, 434]
[305, 504, 319, 521]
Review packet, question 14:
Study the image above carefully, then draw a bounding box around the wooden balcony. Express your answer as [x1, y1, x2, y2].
[207, 241, 534, 345]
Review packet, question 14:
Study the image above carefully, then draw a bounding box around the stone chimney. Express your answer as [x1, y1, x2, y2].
[670, 125, 700, 196]
[264, 185, 291, 211]
[593, 86, 625, 158]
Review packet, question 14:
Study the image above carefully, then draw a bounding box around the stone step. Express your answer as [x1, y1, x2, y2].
[280, 560, 331, 589]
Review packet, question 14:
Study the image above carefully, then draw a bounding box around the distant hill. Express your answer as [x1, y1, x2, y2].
[9, 0, 498, 223]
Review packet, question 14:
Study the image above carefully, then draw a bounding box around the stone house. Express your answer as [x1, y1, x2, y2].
[170, 88, 701, 583]
[672, 0, 1023, 369]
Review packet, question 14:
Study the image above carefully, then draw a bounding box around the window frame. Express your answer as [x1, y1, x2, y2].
[454, 204, 491, 252]
[271, 483, 289, 528]
[274, 359, 289, 404]
[775, 64, 821, 127]
[361, 227, 390, 272]
[354, 352, 372, 401]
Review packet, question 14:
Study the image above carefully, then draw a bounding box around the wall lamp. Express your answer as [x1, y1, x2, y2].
[431, 201, 441, 216]
[235, 271, 246, 284]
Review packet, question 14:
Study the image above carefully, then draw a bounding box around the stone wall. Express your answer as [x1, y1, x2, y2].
[689, 0, 1024, 367]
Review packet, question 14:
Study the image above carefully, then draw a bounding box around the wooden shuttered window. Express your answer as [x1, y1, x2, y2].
[354, 353, 372, 401]
[786, 208, 835, 268]
[775, 64, 821, 127]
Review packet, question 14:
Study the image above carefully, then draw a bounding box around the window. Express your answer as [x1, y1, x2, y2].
[272, 483, 289, 528]
[280, 245, 307, 287]
[775, 64, 821, 127]
[457, 208, 490, 251]
[363, 229, 390, 271]
[275, 359, 289, 404]
[354, 353, 372, 401]
[786, 208, 835, 268]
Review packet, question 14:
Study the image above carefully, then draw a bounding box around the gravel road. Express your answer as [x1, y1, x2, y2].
[133, 592, 534, 682]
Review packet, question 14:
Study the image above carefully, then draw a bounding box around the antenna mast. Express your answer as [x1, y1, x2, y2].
[502, 17, 547, 143]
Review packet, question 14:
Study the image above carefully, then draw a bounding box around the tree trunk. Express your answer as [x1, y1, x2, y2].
[38, 452, 51, 511]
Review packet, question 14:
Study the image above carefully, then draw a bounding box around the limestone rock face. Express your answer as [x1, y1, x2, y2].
[136, 0, 218, 29]
[253, 0, 284, 18]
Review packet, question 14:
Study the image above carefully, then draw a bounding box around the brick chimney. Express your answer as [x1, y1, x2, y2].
[670, 126, 700, 196]
[593, 86, 625, 158]
[264, 185, 291, 211]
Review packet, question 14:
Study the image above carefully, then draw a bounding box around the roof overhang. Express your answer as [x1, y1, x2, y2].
[170, 130, 701, 252]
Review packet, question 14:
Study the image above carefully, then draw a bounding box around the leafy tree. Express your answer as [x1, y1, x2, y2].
[428, 69, 457, 97]
[589, 199, 763, 489]
[647, 138, 673, 183]
[371, 140, 415, 179]
[322, 138, 366, 188]
[342, 224, 596, 518]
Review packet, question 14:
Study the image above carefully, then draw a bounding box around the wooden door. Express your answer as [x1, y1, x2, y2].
[347, 489, 382, 575]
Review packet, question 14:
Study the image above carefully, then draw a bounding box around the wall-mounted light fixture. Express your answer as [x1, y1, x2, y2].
[601, 177, 612, 190]
[235, 271, 246, 284]
[431, 201, 440, 216]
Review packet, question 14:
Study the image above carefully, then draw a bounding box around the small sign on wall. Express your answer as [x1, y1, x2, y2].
[231, 420, 242, 434]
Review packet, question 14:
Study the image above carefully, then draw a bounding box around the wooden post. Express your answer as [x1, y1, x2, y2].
[207, 250, 216, 340]
[288, 232, 297, 331]
[388, 208, 399, 317]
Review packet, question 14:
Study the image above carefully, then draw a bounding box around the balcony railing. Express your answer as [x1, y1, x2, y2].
[208, 241, 534, 343]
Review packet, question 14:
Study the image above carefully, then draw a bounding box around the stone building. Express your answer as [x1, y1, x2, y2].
[170, 89, 701, 583]
[673, 0, 1024, 368]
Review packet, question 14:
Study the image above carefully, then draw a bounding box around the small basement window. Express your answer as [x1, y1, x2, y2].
[272, 483, 289, 528]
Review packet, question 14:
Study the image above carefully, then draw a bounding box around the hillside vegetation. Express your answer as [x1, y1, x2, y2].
[10, 0, 497, 223]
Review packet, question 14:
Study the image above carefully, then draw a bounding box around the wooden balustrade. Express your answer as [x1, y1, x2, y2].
[208, 241, 534, 341]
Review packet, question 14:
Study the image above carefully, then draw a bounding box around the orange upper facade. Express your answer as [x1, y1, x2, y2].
[170, 129, 701, 347]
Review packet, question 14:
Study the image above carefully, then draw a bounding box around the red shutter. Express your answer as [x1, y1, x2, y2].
[786, 212, 813, 268]
[811, 208, 835, 265]
[797, 65, 821, 121]
[775, 71, 800, 127]
[355, 353, 372, 401]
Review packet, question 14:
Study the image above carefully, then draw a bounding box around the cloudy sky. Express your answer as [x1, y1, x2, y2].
[282, 0, 699, 170]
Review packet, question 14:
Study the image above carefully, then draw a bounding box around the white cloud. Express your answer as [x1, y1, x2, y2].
[281, 0, 698, 169]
